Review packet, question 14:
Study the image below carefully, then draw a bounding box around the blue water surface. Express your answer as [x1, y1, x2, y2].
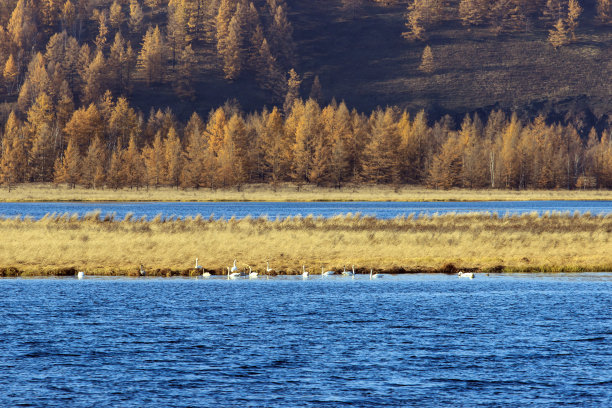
[1, 200, 612, 219]
[0, 274, 610, 407]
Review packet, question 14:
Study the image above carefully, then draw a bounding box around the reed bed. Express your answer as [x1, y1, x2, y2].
[0, 212, 611, 277]
[2, 183, 612, 202]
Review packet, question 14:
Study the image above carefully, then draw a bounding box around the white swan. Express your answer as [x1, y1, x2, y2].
[77, 271, 85, 279]
[201, 271, 211, 278]
[302, 265, 309, 278]
[370, 269, 382, 279]
[227, 266, 241, 280]
[321, 267, 334, 276]
[266, 261, 274, 274]
[342, 265, 355, 277]
[230, 259, 238, 273]
[352, 265, 356, 279]
[139, 264, 146, 277]
[458, 271, 475, 279]
[248, 265, 258, 279]
[195, 258, 202, 269]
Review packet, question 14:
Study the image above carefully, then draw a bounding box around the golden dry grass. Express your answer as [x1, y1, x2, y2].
[1, 211, 611, 276]
[2, 183, 612, 202]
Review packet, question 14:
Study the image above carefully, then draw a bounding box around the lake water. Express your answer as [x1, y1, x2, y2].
[1, 200, 612, 220]
[1, 274, 610, 407]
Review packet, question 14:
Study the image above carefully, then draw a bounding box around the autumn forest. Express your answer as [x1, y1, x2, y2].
[1, 0, 612, 191]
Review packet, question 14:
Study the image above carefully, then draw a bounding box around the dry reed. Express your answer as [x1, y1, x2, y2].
[2, 183, 612, 203]
[0, 212, 611, 276]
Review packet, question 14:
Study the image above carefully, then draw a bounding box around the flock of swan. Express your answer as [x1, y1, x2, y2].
[212, 260, 385, 280]
[75, 259, 475, 280]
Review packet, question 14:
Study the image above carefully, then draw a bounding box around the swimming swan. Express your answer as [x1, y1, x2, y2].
[77, 271, 85, 279]
[370, 269, 382, 279]
[458, 271, 475, 279]
[139, 264, 146, 277]
[195, 258, 203, 269]
[227, 266, 241, 280]
[322, 267, 334, 276]
[302, 265, 309, 278]
[248, 265, 258, 279]
[230, 259, 238, 273]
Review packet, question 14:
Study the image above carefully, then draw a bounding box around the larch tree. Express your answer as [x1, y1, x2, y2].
[28, 124, 56, 182]
[566, 0, 582, 41]
[283, 68, 301, 114]
[223, 14, 242, 80]
[260, 106, 291, 184]
[54, 137, 81, 188]
[418, 45, 434, 74]
[362, 107, 401, 184]
[82, 50, 106, 103]
[167, 0, 189, 66]
[459, 0, 487, 27]
[309, 75, 323, 105]
[61, 0, 76, 34]
[94, 10, 109, 50]
[81, 136, 107, 188]
[138, 26, 166, 85]
[123, 135, 144, 189]
[548, 18, 569, 49]
[174, 44, 197, 99]
[142, 132, 165, 188]
[8, 0, 37, 53]
[129, 0, 144, 34]
[109, 0, 124, 31]
[597, 0, 612, 23]
[0, 127, 27, 191]
[164, 127, 183, 187]
[427, 135, 463, 189]
[63, 103, 104, 154]
[216, 0, 233, 62]
[181, 113, 209, 188]
[402, 1, 425, 41]
[206, 107, 227, 155]
[3, 54, 18, 95]
[269, 3, 295, 67]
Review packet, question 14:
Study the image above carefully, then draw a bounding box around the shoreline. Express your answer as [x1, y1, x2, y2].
[2, 183, 612, 203]
[1, 266, 611, 278]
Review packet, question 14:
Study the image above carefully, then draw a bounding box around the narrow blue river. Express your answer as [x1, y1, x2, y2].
[0, 274, 610, 407]
[1, 200, 612, 219]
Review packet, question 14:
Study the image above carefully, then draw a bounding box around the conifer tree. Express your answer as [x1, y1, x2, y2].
[8, 0, 37, 53]
[167, 0, 189, 66]
[402, 0, 426, 41]
[223, 14, 242, 80]
[109, 0, 124, 31]
[28, 124, 56, 182]
[174, 44, 197, 99]
[3, 54, 18, 95]
[106, 148, 124, 189]
[124, 135, 144, 188]
[548, 18, 569, 49]
[142, 132, 165, 187]
[283, 68, 301, 114]
[61, 0, 76, 34]
[459, 0, 486, 26]
[216, 0, 233, 60]
[598, 0, 612, 23]
[164, 127, 183, 187]
[181, 113, 209, 188]
[206, 107, 227, 155]
[419, 45, 434, 74]
[81, 136, 107, 188]
[269, 2, 295, 66]
[309, 75, 323, 105]
[94, 10, 109, 50]
[129, 0, 144, 34]
[567, 0, 582, 41]
[138, 26, 166, 84]
[259, 106, 291, 184]
[0, 128, 27, 191]
[54, 137, 81, 188]
[109, 97, 140, 149]
[82, 50, 106, 103]
[362, 107, 401, 184]
[427, 135, 463, 189]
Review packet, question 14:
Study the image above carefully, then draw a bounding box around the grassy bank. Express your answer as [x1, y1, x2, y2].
[0, 212, 610, 277]
[2, 183, 612, 203]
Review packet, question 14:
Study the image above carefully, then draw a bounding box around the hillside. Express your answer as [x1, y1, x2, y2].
[1, 0, 611, 128]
